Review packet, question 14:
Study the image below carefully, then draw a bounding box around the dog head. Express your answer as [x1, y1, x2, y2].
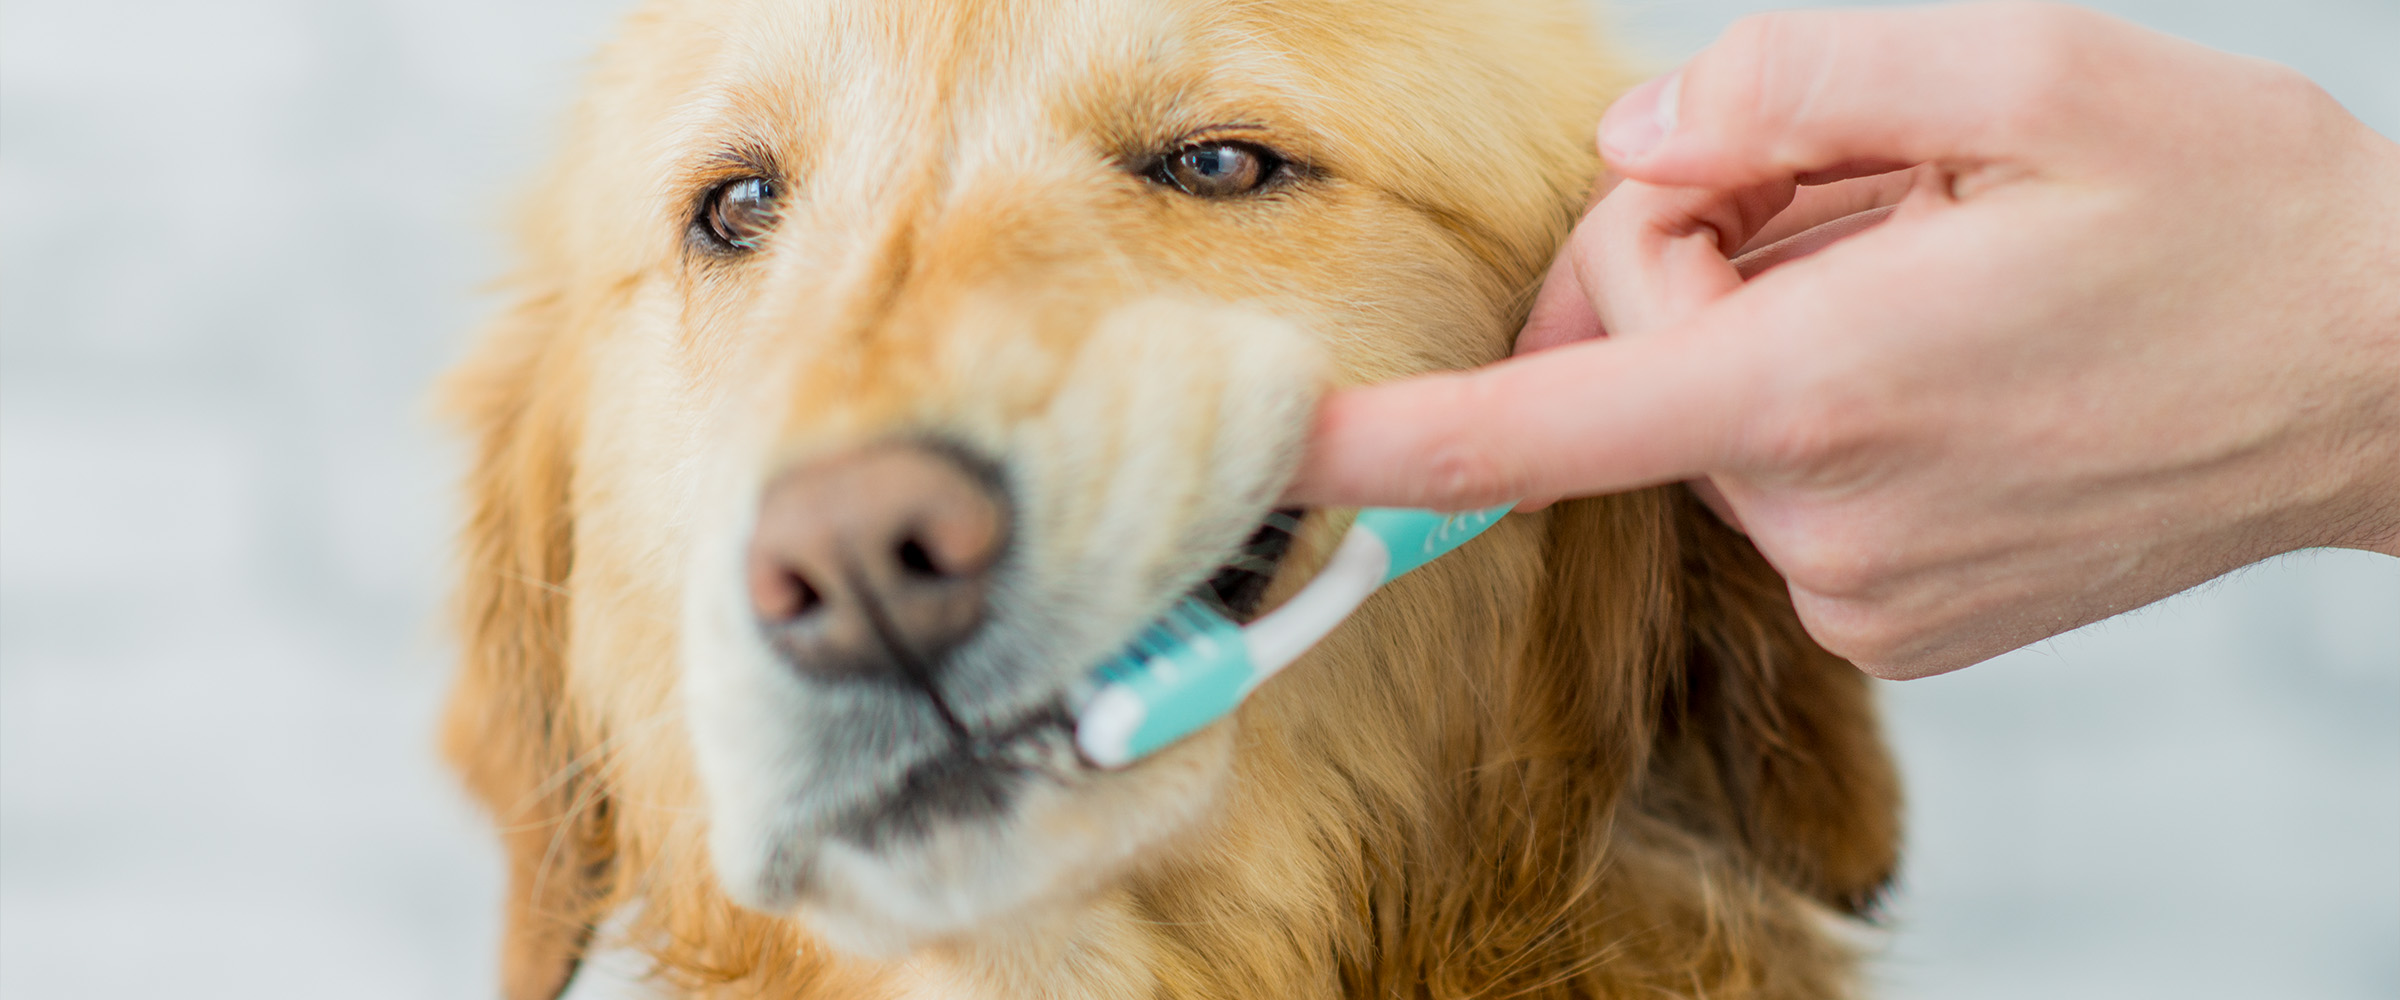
[441, 1, 1895, 997]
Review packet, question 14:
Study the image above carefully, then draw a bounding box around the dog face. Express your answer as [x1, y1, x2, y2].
[512, 0, 1606, 955]
[445, 1, 1900, 997]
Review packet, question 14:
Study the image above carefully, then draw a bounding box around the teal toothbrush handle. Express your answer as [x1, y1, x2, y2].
[1353, 505, 1514, 582]
[1076, 503, 1514, 768]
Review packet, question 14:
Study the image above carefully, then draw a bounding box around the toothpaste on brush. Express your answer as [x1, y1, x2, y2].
[1072, 504, 1513, 769]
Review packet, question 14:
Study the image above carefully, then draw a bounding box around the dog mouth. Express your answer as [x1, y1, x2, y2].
[830, 702, 1076, 846]
[829, 508, 1307, 845]
[1192, 507, 1306, 623]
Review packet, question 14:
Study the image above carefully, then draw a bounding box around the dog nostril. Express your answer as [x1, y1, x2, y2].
[748, 550, 829, 624]
[785, 571, 825, 616]
[745, 443, 1011, 683]
[895, 536, 941, 578]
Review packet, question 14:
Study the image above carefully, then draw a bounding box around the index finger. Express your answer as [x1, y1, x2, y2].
[1282, 321, 1764, 509]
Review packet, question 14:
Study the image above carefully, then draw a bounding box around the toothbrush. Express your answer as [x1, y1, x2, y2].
[1072, 504, 1513, 768]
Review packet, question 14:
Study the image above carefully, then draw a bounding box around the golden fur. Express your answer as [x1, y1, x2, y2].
[440, 0, 1902, 997]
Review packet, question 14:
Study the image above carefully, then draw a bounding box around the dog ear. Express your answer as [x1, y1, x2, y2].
[1651, 494, 1903, 917]
[439, 289, 616, 1000]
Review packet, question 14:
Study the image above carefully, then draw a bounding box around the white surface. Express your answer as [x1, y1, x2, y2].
[2, 1, 2393, 997]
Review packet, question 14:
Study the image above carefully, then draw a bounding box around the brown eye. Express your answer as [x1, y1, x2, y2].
[1158, 142, 1283, 198]
[699, 176, 780, 252]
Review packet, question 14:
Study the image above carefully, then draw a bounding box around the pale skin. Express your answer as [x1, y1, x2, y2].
[1286, 2, 2400, 679]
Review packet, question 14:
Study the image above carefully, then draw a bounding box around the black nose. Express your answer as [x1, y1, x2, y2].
[745, 444, 1009, 688]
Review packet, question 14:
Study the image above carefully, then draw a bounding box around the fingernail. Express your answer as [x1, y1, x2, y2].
[1599, 70, 1681, 163]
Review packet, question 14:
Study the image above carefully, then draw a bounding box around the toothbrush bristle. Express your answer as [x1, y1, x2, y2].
[1075, 592, 1254, 768]
[1087, 595, 1226, 686]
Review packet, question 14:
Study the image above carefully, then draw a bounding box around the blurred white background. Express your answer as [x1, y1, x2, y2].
[1, 1, 2392, 997]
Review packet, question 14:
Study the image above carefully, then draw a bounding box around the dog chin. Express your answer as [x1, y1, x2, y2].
[773, 730, 1234, 957]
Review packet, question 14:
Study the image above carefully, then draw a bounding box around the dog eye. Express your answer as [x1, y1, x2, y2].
[1157, 142, 1284, 198]
[698, 176, 781, 252]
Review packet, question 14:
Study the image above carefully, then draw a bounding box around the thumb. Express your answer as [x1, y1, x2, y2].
[1600, 4, 2114, 189]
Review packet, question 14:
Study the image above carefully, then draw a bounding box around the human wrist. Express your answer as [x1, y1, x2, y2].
[2316, 121, 2400, 557]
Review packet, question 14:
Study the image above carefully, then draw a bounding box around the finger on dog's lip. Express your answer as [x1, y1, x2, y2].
[1281, 386, 1419, 508]
[1280, 376, 1515, 511]
[1285, 325, 1758, 512]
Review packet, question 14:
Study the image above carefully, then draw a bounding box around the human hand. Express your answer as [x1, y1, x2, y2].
[1287, 2, 2400, 678]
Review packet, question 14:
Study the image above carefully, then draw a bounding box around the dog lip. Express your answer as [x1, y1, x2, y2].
[830, 704, 1073, 847]
[959, 700, 1076, 759]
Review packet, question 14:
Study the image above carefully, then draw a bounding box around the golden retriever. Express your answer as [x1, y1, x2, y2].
[439, 0, 1902, 996]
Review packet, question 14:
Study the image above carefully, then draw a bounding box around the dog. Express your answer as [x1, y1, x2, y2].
[439, 0, 1902, 996]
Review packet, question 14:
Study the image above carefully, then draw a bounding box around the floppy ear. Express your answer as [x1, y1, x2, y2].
[439, 290, 617, 1000]
[1650, 493, 1903, 916]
